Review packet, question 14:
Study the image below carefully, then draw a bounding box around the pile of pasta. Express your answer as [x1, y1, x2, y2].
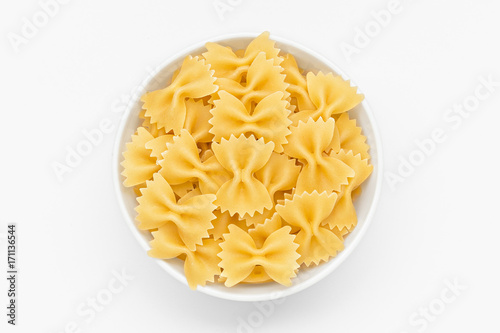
[121, 32, 373, 290]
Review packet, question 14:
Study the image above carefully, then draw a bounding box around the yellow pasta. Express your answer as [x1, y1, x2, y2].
[209, 209, 248, 241]
[215, 52, 289, 109]
[254, 152, 301, 199]
[276, 191, 345, 266]
[248, 212, 282, 248]
[171, 182, 195, 198]
[203, 31, 282, 81]
[158, 130, 229, 195]
[335, 112, 370, 160]
[149, 222, 221, 289]
[323, 150, 373, 231]
[121, 127, 160, 187]
[212, 134, 274, 217]
[241, 208, 276, 227]
[218, 224, 300, 287]
[220, 213, 283, 285]
[281, 54, 315, 111]
[139, 109, 167, 137]
[209, 91, 292, 152]
[326, 122, 341, 154]
[142, 56, 218, 134]
[121, 32, 373, 290]
[136, 173, 217, 251]
[291, 72, 364, 124]
[183, 99, 213, 143]
[283, 118, 355, 193]
[144, 134, 174, 160]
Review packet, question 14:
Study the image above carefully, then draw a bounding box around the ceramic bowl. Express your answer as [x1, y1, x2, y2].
[113, 33, 383, 302]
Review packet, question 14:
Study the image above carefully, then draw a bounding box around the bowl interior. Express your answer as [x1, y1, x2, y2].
[113, 34, 382, 302]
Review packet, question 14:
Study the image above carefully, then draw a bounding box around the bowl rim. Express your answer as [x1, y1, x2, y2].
[112, 32, 383, 302]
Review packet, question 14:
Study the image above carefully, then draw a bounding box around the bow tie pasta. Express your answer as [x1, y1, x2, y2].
[121, 32, 372, 290]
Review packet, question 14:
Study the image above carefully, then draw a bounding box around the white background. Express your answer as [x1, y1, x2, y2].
[1, 0, 499, 332]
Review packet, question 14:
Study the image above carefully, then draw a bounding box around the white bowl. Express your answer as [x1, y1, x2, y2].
[113, 33, 383, 302]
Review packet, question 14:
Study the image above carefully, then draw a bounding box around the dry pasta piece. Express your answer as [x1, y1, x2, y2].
[326, 122, 341, 154]
[209, 209, 248, 240]
[203, 31, 282, 81]
[240, 266, 273, 284]
[215, 52, 289, 109]
[217, 265, 273, 284]
[283, 118, 354, 193]
[209, 91, 291, 152]
[177, 187, 202, 204]
[335, 112, 370, 160]
[332, 226, 350, 239]
[121, 127, 160, 187]
[276, 191, 344, 266]
[142, 56, 218, 134]
[275, 191, 301, 234]
[234, 49, 245, 57]
[323, 150, 373, 231]
[218, 224, 300, 287]
[198, 143, 214, 163]
[136, 173, 217, 251]
[212, 134, 274, 217]
[290, 72, 364, 124]
[144, 134, 174, 160]
[158, 130, 230, 194]
[133, 183, 147, 197]
[276, 190, 295, 206]
[281, 54, 315, 111]
[183, 99, 213, 143]
[239, 32, 282, 66]
[352, 185, 362, 201]
[139, 109, 167, 137]
[199, 146, 214, 162]
[254, 152, 301, 199]
[236, 213, 283, 284]
[248, 212, 282, 248]
[171, 182, 195, 198]
[149, 222, 221, 289]
[241, 208, 276, 227]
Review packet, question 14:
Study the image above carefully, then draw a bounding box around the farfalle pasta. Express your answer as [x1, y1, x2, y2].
[283, 118, 355, 193]
[209, 91, 291, 153]
[121, 127, 160, 187]
[323, 150, 373, 231]
[276, 191, 344, 266]
[149, 222, 222, 289]
[136, 173, 217, 251]
[212, 134, 274, 217]
[142, 56, 217, 134]
[203, 31, 282, 81]
[254, 152, 300, 199]
[158, 130, 229, 195]
[219, 224, 300, 287]
[290, 72, 364, 125]
[121, 32, 372, 290]
[214, 52, 289, 108]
